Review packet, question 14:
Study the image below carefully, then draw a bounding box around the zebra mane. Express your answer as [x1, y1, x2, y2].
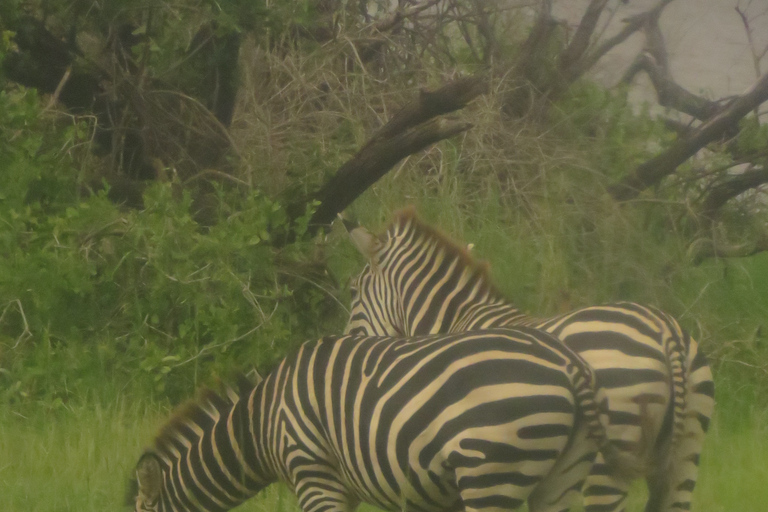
[152, 376, 254, 453]
[389, 207, 506, 301]
[153, 389, 233, 450]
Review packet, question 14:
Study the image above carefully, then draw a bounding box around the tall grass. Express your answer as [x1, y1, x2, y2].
[1, 396, 765, 512]
[0, 399, 158, 511]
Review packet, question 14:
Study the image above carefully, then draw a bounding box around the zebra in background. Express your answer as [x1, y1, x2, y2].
[343, 208, 715, 512]
[129, 328, 629, 512]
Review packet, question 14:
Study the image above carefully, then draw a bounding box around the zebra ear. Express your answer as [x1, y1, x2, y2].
[135, 452, 163, 504]
[338, 212, 361, 234]
[349, 225, 381, 261]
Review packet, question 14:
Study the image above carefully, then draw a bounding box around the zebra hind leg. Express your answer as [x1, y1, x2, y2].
[454, 464, 539, 512]
[581, 452, 633, 512]
[527, 423, 601, 512]
[645, 334, 715, 512]
[453, 443, 566, 512]
[644, 409, 711, 512]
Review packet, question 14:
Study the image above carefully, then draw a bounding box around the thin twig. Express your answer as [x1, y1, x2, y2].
[0, 300, 33, 348]
[44, 66, 72, 111]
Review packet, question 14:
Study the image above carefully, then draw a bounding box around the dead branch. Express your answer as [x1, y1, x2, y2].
[504, 0, 677, 114]
[700, 165, 768, 220]
[301, 75, 486, 236]
[621, 12, 720, 121]
[368, 75, 487, 143]
[691, 231, 768, 265]
[560, 0, 609, 70]
[610, 71, 768, 201]
[308, 118, 473, 232]
[374, 0, 441, 33]
[661, 117, 695, 137]
[563, 0, 677, 85]
[471, 0, 501, 64]
[735, 5, 765, 79]
[627, 53, 722, 120]
[503, 1, 559, 116]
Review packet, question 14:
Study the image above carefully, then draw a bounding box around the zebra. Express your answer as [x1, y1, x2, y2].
[129, 328, 630, 512]
[343, 208, 715, 512]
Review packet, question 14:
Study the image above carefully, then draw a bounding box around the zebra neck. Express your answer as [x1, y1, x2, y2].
[151, 385, 277, 511]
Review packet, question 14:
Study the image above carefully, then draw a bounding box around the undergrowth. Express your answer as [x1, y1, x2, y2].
[0, 88, 340, 407]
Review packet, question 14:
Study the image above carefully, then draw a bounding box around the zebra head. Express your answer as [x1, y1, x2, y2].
[130, 452, 165, 512]
[343, 213, 407, 336]
[128, 387, 273, 512]
[344, 207, 503, 336]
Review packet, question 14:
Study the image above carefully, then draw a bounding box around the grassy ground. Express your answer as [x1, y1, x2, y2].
[4, 205, 766, 512]
[1, 391, 765, 512]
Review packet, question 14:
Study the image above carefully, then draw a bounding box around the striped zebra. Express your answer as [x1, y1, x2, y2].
[343, 208, 715, 512]
[129, 329, 626, 512]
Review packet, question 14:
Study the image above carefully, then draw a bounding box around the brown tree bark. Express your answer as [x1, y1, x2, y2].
[609, 72, 768, 201]
[303, 75, 486, 236]
[700, 166, 768, 220]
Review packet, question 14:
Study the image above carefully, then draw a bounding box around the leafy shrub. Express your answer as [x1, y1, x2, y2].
[0, 88, 340, 406]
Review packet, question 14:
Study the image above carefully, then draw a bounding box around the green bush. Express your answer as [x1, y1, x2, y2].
[0, 88, 339, 406]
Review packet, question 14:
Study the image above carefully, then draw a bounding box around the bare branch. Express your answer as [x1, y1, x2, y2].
[503, 1, 558, 115]
[309, 118, 473, 230]
[375, 0, 442, 33]
[302, 75, 487, 234]
[622, 10, 721, 121]
[610, 72, 768, 201]
[560, 0, 609, 70]
[628, 52, 721, 121]
[471, 0, 501, 64]
[691, 231, 768, 265]
[367, 75, 487, 144]
[700, 165, 768, 219]
[735, 5, 764, 78]
[661, 117, 695, 137]
[568, 0, 676, 83]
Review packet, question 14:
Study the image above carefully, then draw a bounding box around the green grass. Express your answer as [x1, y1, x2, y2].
[1, 390, 765, 512]
[0, 399, 159, 511]
[694, 408, 768, 512]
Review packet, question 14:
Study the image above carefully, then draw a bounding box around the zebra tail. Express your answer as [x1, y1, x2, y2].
[662, 315, 689, 448]
[572, 361, 652, 482]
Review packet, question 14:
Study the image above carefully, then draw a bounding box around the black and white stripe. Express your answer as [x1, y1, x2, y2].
[130, 329, 614, 512]
[344, 209, 715, 512]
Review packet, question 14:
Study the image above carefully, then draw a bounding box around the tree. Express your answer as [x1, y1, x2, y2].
[3, 0, 768, 262]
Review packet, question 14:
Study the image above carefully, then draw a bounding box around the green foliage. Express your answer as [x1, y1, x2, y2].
[736, 115, 768, 155]
[0, 89, 336, 406]
[552, 82, 670, 177]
